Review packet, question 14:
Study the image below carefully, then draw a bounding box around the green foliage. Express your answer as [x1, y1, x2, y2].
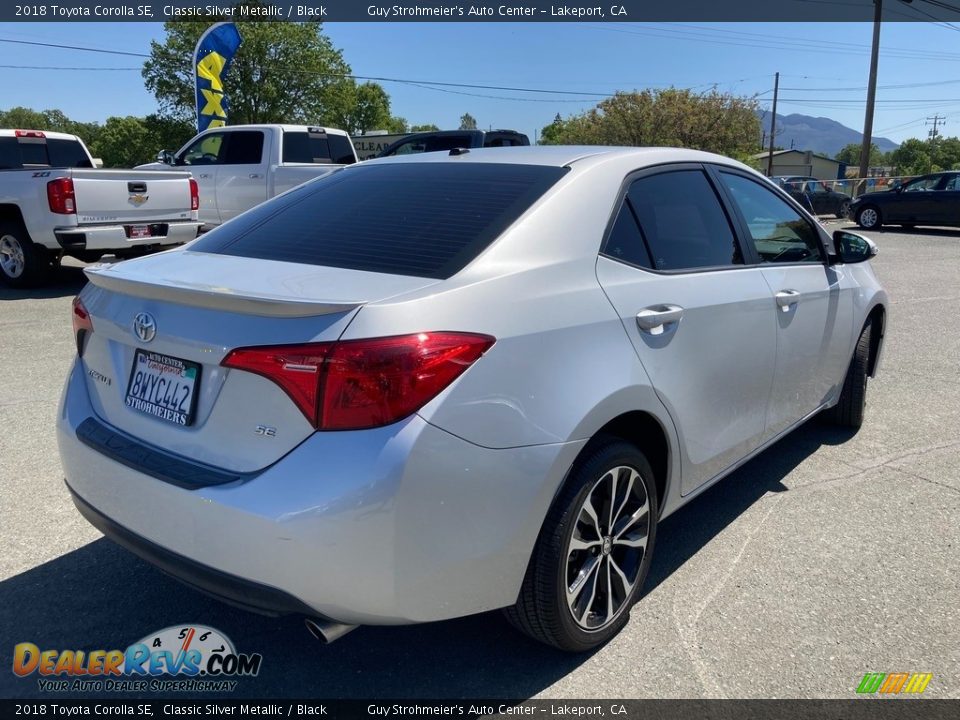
[459, 113, 478, 130]
[886, 136, 960, 175]
[538, 89, 761, 158]
[142, 13, 353, 127]
[410, 123, 441, 132]
[835, 142, 886, 167]
[88, 117, 150, 168]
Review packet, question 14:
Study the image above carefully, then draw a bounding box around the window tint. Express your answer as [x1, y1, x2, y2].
[47, 139, 92, 167]
[383, 134, 474, 157]
[945, 175, 960, 191]
[222, 131, 264, 164]
[903, 175, 940, 192]
[720, 172, 823, 264]
[179, 133, 226, 165]
[602, 201, 651, 269]
[626, 170, 742, 271]
[0, 138, 22, 169]
[283, 132, 356, 165]
[191, 163, 568, 279]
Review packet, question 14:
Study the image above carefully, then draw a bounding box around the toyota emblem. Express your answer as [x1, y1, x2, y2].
[133, 312, 157, 343]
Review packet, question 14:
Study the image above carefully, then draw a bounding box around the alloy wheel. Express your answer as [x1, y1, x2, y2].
[0, 235, 25, 279]
[565, 465, 650, 631]
[858, 208, 879, 229]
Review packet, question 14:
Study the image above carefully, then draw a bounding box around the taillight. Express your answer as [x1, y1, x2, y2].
[189, 178, 199, 211]
[222, 332, 495, 430]
[72, 296, 93, 356]
[47, 178, 76, 214]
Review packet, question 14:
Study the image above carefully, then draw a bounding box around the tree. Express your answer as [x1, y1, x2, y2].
[89, 116, 151, 168]
[890, 138, 933, 175]
[459, 113, 478, 130]
[538, 89, 761, 160]
[142, 13, 354, 127]
[836, 142, 884, 167]
[410, 123, 440, 132]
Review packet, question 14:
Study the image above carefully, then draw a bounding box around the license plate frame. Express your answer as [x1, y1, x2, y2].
[124, 349, 201, 426]
[127, 224, 152, 239]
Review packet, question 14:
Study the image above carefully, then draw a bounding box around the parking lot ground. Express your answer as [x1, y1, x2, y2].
[1, 228, 958, 699]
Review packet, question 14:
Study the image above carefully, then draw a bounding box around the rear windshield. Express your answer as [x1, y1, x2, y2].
[282, 131, 356, 165]
[190, 162, 568, 279]
[0, 137, 92, 169]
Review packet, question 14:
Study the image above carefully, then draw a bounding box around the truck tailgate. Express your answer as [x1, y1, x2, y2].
[70, 169, 195, 225]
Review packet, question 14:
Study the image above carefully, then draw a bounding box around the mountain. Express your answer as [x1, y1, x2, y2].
[757, 111, 899, 158]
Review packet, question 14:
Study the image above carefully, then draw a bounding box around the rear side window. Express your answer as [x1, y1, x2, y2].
[283, 132, 356, 165]
[602, 202, 652, 269]
[191, 162, 568, 279]
[627, 170, 742, 271]
[0, 138, 21, 169]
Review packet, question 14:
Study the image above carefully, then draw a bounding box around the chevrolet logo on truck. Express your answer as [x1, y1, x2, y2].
[128, 194, 149, 206]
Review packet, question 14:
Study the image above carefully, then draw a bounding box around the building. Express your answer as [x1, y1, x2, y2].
[752, 149, 845, 180]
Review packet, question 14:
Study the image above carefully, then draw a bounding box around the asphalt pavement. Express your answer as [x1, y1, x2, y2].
[1, 224, 958, 699]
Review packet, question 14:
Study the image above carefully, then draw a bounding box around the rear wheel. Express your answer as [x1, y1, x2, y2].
[0, 221, 50, 288]
[504, 439, 658, 651]
[824, 320, 872, 429]
[856, 205, 882, 230]
[837, 199, 851, 219]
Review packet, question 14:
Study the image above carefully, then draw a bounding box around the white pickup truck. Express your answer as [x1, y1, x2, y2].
[0, 129, 201, 287]
[138, 124, 358, 228]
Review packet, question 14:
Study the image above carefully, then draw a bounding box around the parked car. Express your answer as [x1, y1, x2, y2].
[0, 129, 201, 287]
[59, 147, 887, 652]
[773, 176, 851, 218]
[850, 171, 960, 230]
[376, 129, 530, 158]
[138, 124, 357, 228]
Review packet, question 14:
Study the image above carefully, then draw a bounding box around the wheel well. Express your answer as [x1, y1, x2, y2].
[866, 305, 885, 377]
[592, 411, 670, 513]
[0, 205, 29, 235]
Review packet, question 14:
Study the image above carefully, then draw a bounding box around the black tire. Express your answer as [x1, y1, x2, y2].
[504, 438, 658, 652]
[0, 220, 50, 288]
[824, 320, 872, 429]
[837, 199, 851, 219]
[855, 205, 882, 230]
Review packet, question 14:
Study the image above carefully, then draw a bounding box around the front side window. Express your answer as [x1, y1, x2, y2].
[626, 170, 742, 271]
[903, 175, 940, 192]
[179, 133, 226, 165]
[720, 172, 823, 264]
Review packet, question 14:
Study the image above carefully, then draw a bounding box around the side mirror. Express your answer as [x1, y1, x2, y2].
[156, 149, 175, 165]
[832, 230, 878, 264]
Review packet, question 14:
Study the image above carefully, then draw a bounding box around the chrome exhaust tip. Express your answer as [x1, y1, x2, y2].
[304, 617, 358, 644]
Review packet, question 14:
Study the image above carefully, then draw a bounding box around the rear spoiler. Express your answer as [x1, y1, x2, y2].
[84, 265, 360, 318]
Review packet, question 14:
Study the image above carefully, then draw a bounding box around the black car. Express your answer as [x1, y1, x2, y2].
[850, 171, 960, 230]
[773, 176, 852, 218]
[377, 129, 530, 158]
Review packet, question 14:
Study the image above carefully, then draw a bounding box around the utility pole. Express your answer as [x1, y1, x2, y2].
[859, 0, 883, 182]
[766, 71, 780, 177]
[927, 114, 946, 142]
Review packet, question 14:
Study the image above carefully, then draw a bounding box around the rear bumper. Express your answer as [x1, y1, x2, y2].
[57, 359, 584, 625]
[55, 221, 201, 252]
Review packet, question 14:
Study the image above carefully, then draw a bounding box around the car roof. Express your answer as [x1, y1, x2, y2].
[363, 145, 752, 170]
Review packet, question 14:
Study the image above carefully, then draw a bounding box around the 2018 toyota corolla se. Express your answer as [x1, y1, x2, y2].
[58, 147, 888, 651]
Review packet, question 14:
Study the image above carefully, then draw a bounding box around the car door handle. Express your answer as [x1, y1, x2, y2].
[197, 173, 211, 179]
[775, 290, 801, 312]
[636, 305, 684, 334]
[249, 173, 264, 179]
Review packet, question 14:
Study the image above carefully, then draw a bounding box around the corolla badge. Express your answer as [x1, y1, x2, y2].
[133, 312, 157, 343]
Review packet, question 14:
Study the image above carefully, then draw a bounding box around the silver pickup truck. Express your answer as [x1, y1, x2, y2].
[0, 129, 201, 287]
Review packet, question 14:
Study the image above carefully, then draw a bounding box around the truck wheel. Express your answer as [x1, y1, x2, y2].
[0, 221, 50, 288]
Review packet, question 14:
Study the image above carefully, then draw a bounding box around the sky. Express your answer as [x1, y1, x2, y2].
[1, 21, 959, 146]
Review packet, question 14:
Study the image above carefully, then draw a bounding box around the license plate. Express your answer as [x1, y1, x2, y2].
[128, 225, 151, 239]
[125, 350, 201, 426]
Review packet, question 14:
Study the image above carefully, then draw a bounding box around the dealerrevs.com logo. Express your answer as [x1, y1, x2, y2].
[12, 625, 262, 693]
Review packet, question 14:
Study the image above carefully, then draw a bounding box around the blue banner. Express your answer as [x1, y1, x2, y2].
[193, 22, 242, 133]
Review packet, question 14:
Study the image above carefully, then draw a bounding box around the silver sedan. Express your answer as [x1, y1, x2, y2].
[58, 146, 887, 651]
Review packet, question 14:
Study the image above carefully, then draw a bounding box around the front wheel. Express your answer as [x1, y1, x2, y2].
[0, 221, 50, 288]
[856, 205, 882, 230]
[824, 320, 872, 429]
[504, 439, 658, 651]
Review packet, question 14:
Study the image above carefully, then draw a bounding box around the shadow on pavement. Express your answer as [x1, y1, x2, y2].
[0, 265, 87, 301]
[0, 420, 855, 700]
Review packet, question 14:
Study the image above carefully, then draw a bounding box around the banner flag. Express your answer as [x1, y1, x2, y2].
[193, 22, 242, 133]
